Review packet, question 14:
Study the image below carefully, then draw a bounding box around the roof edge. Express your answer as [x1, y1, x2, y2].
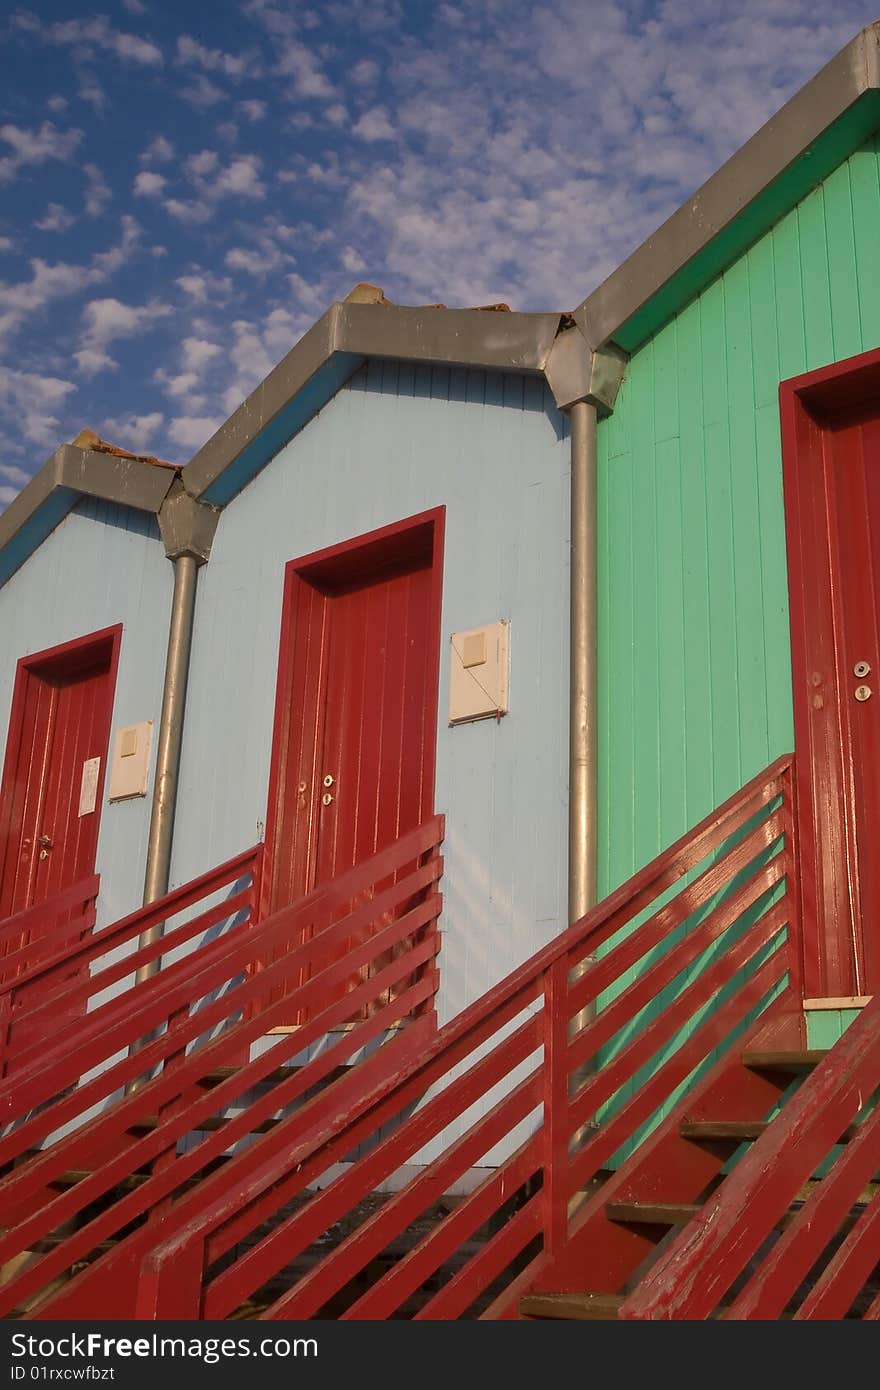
[575, 21, 880, 353]
[184, 301, 563, 504]
[0, 444, 176, 589]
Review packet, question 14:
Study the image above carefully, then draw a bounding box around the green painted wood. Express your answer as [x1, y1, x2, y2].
[613, 96, 880, 353]
[594, 137, 880, 1159]
[806, 1008, 864, 1049]
[597, 133, 880, 908]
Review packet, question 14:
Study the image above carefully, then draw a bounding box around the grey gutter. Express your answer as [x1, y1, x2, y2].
[575, 21, 880, 353]
[0, 445, 176, 588]
[183, 301, 563, 506]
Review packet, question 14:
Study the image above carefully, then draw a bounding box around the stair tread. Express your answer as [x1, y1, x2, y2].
[741, 1049, 828, 1074]
[606, 1201, 701, 1226]
[199, 1064, 304, 1087]
[682, 1119, 862, 1143]
[520, 1292, 622, 1320]
[130, 1113, 283, 1136]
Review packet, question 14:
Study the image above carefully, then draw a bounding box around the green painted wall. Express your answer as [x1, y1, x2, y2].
[592, 134, 880, 1151]
[597, 131, 880, 900]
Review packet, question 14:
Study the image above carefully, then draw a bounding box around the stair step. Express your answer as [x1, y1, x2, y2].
[741, 1050, 828, 1075]
[129, 1113, 283, 1137]
[520, 1292, 622, 1320]
[681, 1120, 862, 1144]
[31, 1233, 118, 1256]
[50, 1169, 150, 1190]
[606, 1201, 701, 1227]
[198, 1064, 304, 1088]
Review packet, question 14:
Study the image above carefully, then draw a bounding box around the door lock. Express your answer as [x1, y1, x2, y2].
[323, 774, 335, 788]
[37, 834, 52, 860]
[854, 660, 872, 678]
[854, 684, 872, 702]
[322, 792, 334, 806]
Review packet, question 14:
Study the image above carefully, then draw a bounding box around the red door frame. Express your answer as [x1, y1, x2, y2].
[780, 345, 880, 1000]
[0, 624, 122, 918]
[260, 507, 445, 921]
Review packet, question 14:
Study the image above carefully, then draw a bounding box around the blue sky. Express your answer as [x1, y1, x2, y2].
[0, 0, 876, 505]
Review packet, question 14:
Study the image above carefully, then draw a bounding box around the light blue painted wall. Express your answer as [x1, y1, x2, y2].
[172, 360, 571, 1026]
[0, 497, 172, 931]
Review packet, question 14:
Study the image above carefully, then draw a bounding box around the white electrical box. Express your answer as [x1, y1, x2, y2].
[449, 621, 510, 725]
[108, 721, 153, 801]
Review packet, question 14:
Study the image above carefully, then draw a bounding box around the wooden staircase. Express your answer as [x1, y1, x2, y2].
[2, 752, 879, 1320]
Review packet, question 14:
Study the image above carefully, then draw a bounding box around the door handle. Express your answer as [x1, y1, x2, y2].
[37, 834, 53, 848]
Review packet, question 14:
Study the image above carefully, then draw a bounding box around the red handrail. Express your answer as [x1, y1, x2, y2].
[619, 990, 880, 1320]
[0, 817, 444, 1319]
[130, 755, 797, 1320]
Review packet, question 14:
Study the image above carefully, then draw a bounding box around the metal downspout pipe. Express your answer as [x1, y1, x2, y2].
[568, 400, 599, 1141]
[135, 551, 199, 984]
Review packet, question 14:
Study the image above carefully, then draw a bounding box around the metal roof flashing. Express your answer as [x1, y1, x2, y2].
[0, 445, 177, 590]
[575, 21, 880, 355]
[183, 301, 564, 506]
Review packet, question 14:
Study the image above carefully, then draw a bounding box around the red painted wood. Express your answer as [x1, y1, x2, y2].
[543, 959, 569, 1254]
[3, 755, 797, 1322]
[619, 991, 880, 1320]
[780, 347, 880, 995]
[518, 997, 796, 1306]
[261, 508, 444, 1020]
[0, 628, 120, 1045]
[0, 823, 443, 1315]
[0, 627, 119, 918]
[727, 1100, 880, 1319]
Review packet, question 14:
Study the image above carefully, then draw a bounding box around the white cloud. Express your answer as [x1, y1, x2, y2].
[168, 415, 221, 450]
[35, 203, 75, 233]
[122, 0, 148, 13]
[341, 246, 368, 274]
[351, 58, 379, 85]
[277, 41, 336, 99]
[101, 411, 164, 451]
[133, 170, 167, 197]
[46, 94, 67, 113]
[140, 135, 174, 163]
[167, 151, 266, 221]
[0, 121, 82, 185]
[239, 99, 267, 122]
[0, 238, 14, 253]
[181, 75, 226, 109]
[14, 12, 163, 66]
[214, 155, 265, 198]
[175, 270, 233, 302]
[225, 246, 281, 275]
[84, 163, 112, 217]
[186, 150, 219, 177]
[0, 365, 76, 448]
[0, 486, 19, 507]
[0, 461, 30, 487]
[176, 35, 259, 78]
[181, 336, 221, 371]
[78, 76, 106, 113]
[351, 107, 395, 141]
[75, 296, 173, 375]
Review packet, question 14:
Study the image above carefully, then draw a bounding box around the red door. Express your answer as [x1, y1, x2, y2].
[264, 510, 444, 1020]
[781, 348, 880, 999]
[0, 627, 120, 981]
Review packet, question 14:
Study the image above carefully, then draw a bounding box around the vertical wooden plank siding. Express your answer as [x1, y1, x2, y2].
[0, 500, 172, 933]
[597, 136, 880, 1058]
[172, 365, 570, 1031]
[598, 136, 880, 903]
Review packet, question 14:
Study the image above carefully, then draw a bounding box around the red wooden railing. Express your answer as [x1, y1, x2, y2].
[0, 876, 100, 1073]
[128, 755, 798, 1320]
[0, 817, 443, 1319]
[619, 989, 880, 1320]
